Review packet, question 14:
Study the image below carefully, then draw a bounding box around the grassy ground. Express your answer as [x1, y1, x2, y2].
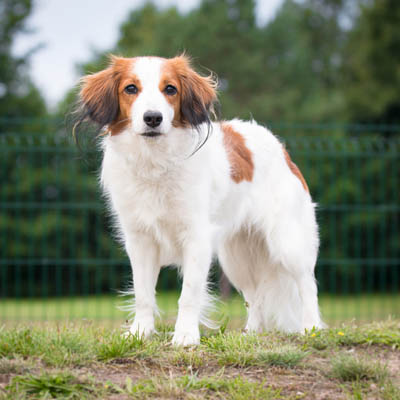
[1, 292, 399, 327]
[0, 320, 399, 399]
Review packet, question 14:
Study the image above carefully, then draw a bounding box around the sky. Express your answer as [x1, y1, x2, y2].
[13, 0, 284, 109]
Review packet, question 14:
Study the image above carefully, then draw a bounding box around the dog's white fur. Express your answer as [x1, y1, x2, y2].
[79, 56, 323, 346]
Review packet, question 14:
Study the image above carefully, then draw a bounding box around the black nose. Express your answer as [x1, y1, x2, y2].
[143, 111, 163, 128]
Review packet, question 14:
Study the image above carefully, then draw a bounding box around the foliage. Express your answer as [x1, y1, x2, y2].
[343, 0, 400, 125]
[0, 0, 47, 132]
[69, 0, 400, 126]
[4, 132, 398, 295]
[0, 133, 126, 297]
[331, 355, 388, 382]
[6, 372, 104, 399]
[73, 0, 348, 123]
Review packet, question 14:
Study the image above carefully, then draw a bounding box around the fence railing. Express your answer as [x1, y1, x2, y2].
[0, 122, 399, 325]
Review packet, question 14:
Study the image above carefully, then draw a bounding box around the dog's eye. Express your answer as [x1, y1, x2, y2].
[164, 85, 177, 95]
[124, 84, 138, 95]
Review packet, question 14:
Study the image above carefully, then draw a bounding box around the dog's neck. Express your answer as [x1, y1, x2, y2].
[103, 124, 211, 180]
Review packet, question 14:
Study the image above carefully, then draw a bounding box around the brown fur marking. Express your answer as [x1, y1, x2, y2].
[162, 55, 217, 127]
[221, 123, 254, 183]
[112, 58, 139, 135]
[283, 148, 309, 192]
[80, 56, 137, 135]
[160, 60, 183, 127]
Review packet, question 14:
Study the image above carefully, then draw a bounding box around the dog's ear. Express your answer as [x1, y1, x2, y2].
[78, 56, 122, 128]
[171, 55, 218, 129]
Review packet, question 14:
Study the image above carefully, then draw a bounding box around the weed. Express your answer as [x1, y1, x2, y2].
[0, 357, 31, 375]
[0, 325, 96, 367]
[331, 355, 388, 383]
[203, 331, 306, 368]
[302, 321, 400, 350]
[6, 371, 106, 399]
[95, 330, 144, 361]
[381, 380, 400, 400]
[170, 348, 205, 368]
[120, 373, 285, 399]
[257, 346, 307, 367]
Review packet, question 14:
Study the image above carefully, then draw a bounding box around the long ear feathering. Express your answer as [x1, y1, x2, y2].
[171, 54, 219, 154]
[72, 55, 125, 143]
[175, 54, 218, 125]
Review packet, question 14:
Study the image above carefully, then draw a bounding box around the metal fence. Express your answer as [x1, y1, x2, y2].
[1, 121, 399, 325]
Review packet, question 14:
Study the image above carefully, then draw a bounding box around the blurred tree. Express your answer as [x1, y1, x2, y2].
[0, 1, 110, 297]
[67, 0, 352, 124]
[0, 0, 47, 133]
[248, 0, 347, 122]
[343, 0, 400, 125]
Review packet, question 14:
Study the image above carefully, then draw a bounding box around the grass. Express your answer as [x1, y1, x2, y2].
[118, 374, 285, 399]
[302, 321, 400, 349]
[331, 355, 388, 382]
[203, 332, 307, 367]
[5, 372, 104, 400]
[1, 292, 399, 326]
[96, 330, 146, 361]
[0, 321, 399, 399]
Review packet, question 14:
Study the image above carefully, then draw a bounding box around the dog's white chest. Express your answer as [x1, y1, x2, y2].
[102, 153, 190, 260]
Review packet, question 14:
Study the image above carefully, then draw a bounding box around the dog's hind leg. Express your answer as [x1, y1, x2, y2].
[219, 223, 322, 333]
[258, 213, 323, 332]
[218, 228, 266, 333]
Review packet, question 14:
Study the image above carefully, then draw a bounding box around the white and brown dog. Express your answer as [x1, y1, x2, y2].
[77, 55, 323, 346]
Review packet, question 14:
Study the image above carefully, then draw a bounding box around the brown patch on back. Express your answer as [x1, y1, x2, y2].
[221, 123, 254, 183]
[283, 147, 309, 192]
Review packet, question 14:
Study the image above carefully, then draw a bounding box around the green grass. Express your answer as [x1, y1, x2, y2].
[5, 372, 108, 400]
[203, 332, 307, 367]
[0, 321, 399, 399]
[0, 325, 98, 367]
[117, 374, 285, 399]
[302, 320, 400, 349]
[1, 292, 399, 326]
[331, 355, 388, 382]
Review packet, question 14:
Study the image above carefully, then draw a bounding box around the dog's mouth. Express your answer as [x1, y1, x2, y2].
[141, 131, 162, 138]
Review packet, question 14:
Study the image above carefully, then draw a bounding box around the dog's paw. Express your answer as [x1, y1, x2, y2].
[172, 329, 200, 347]
[124, 320, 155, 338]
[243, 323, 263, 334]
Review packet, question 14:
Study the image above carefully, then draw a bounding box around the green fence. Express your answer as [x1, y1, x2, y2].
[0, 121, 399, 326]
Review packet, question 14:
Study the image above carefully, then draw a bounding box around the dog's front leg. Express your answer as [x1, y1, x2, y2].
[172, 238, 212, 346]
[125, 233, 160, 338]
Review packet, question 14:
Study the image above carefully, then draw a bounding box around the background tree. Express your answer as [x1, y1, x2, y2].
[0, 0, 117, 296]
[71, 0, 361, 124]
[0, 0, 47, 133]
[342, 0, 400, 125]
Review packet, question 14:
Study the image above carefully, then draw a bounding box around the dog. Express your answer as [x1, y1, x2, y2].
[76, 54, 323, 346]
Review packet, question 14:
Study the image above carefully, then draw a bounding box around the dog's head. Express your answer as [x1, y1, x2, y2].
[76, 55, 217, 140]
